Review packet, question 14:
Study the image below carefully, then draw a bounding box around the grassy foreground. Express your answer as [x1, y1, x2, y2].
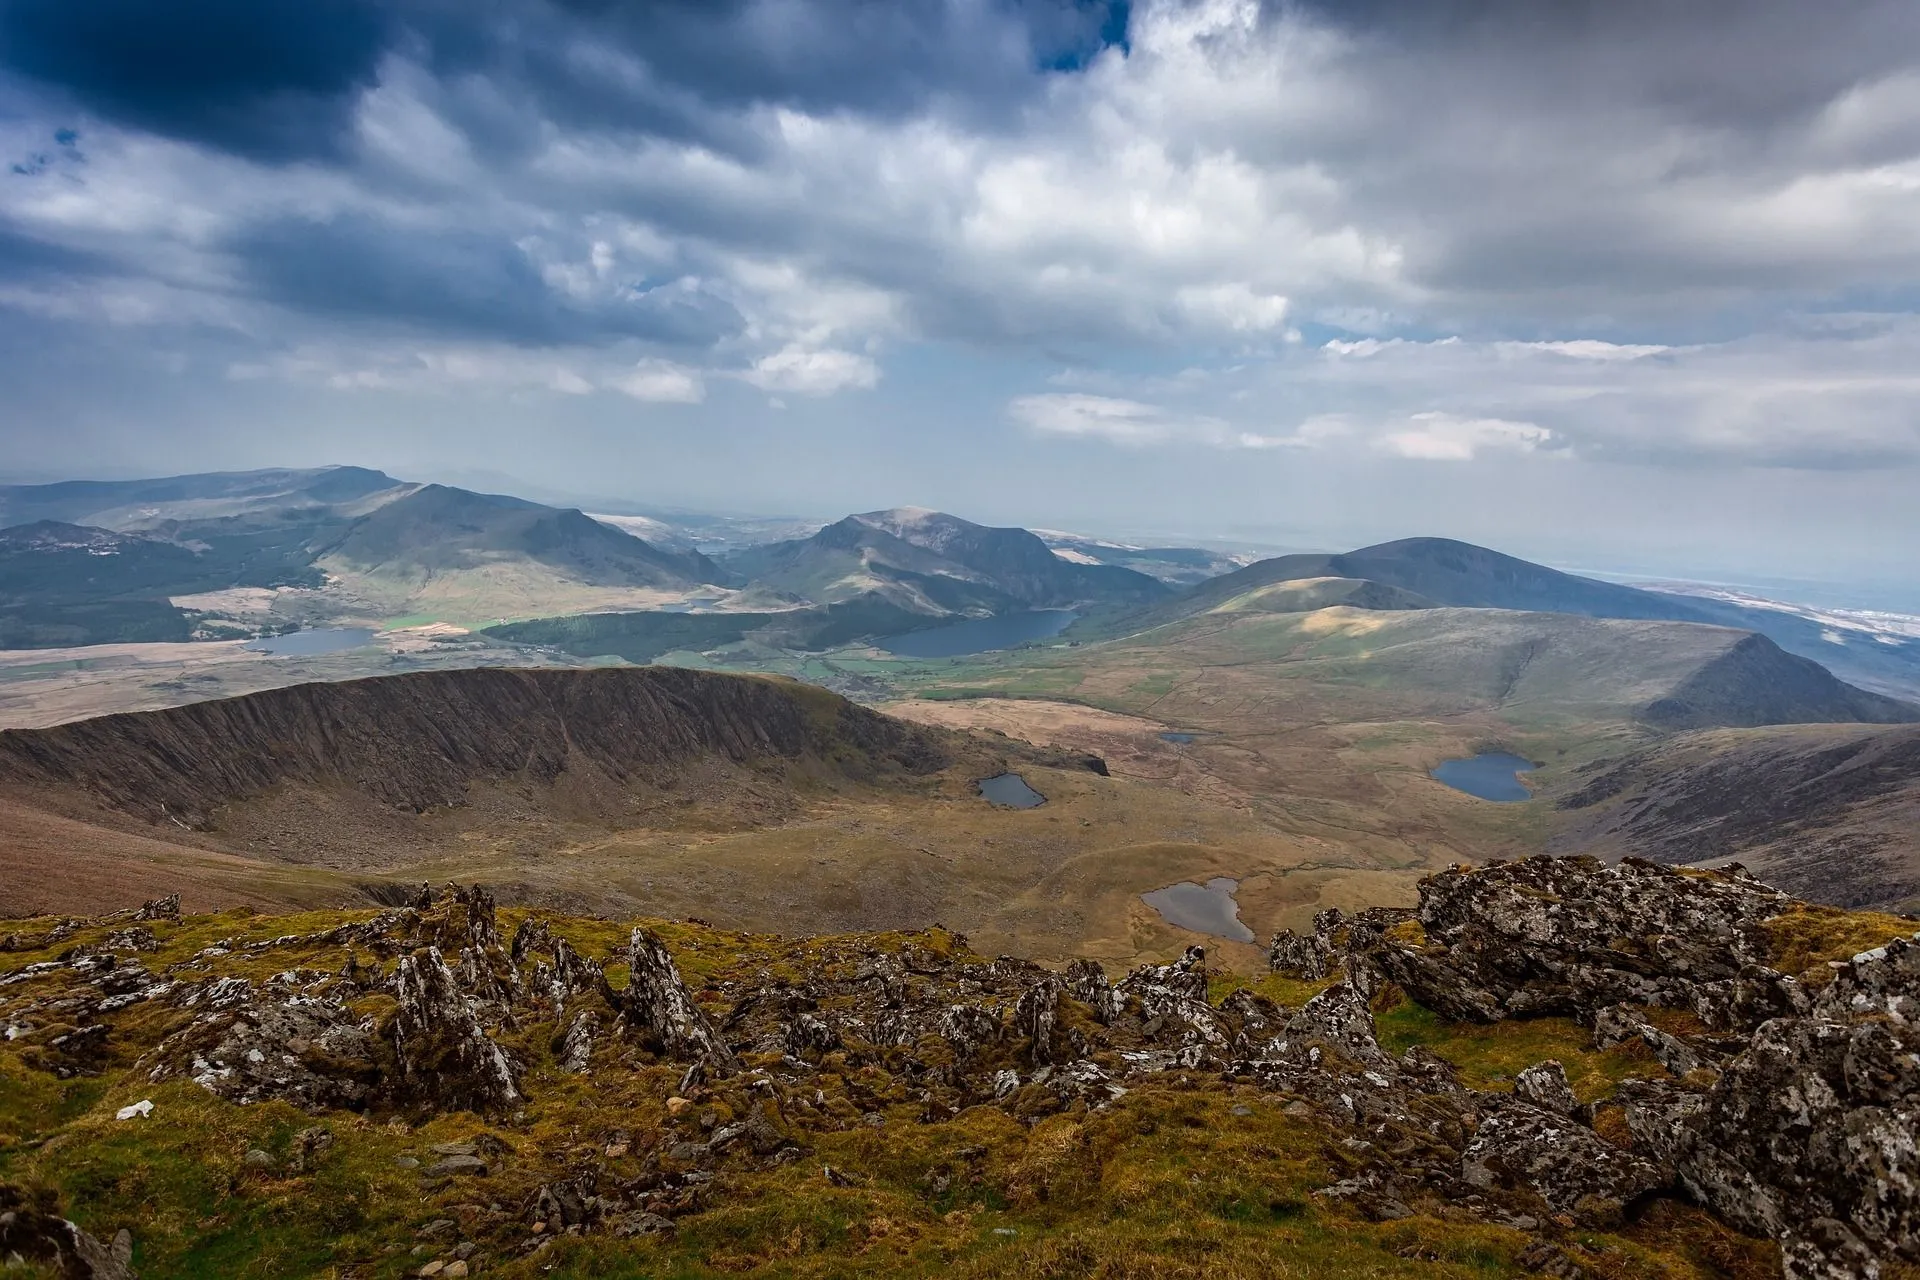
[5, 897, 1886, 1280]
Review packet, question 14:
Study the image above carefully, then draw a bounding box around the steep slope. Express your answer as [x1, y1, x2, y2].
[731, 507, 1167, 615]
[0, 666, 946, 828]
[1552, 723, 1920, 911]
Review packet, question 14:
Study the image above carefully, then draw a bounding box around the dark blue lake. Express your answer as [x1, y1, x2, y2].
[1431, 752, 1539, 802]
[1141, 877, 1254, 943]
[876, 610, 1076, 658]
[978, 773, 1046, 808]
[244, 627, 376, 657]
[1160, 732, 1199, 744]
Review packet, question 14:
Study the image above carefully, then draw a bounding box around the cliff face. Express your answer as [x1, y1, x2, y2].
[0, 667, 952, 826]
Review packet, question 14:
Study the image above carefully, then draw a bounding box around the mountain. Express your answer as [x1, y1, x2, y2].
[1139, 536, 1920, 700]
[1552, 722, 1920, 911]
[314, 484, 724, 595]
[0, 470, 734, 645]
[729, 507, 1170, 616]
[0, 465, 403, 531]
[0, 666, 1100, 918]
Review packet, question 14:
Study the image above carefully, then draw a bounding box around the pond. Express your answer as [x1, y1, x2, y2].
[1159, 732, 1199, 744]
[978, 773, 1046, 808]
[1430, 752, 1539, 802]
[876, 610, 1076, 658]
[244, 627, 376, 657]
[1141, 877, 1255, 943]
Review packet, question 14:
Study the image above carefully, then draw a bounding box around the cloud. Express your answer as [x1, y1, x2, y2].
[229, 214, 744, 347]
[740, 345, 878, 395]
[1379, 412, 1557, 461]
[0, 0, 391, 162]
[612, 359, 704, 404]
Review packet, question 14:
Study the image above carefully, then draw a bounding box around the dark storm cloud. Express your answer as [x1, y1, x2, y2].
[0, 0, 393, 161]
[0, 0, 1132, 164]
[231, 214, 743, 347]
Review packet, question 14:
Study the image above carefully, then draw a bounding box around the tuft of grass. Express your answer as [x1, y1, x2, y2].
[1759, 902, 1917, 983]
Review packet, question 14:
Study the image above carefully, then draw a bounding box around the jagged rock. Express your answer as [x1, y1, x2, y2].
[617, 928, 739, 1069]
[783, 1011, 841, 1058]
[1267, 927, 1331, 979]
[0, 1183, 136, 1279]
[557, 1011, 597, 1074]
[1513, 1060, 1578, 1117]
[1121, 946, 1209, 1003]
[1617, 935, 1920, 1279]
[1010, 978, 1065, 1066]
[1281, 981, 1389, 1067]
[1062, 958, 1122, 1023]
[149, 993, 378, 1110]
[389, 947, 520, 1112]
[937, 1004, 1001, 1060]
[1461, 1098, 1666, 1226]
[1371, 857, 1791, 1024]
[134, 894, 179, 922]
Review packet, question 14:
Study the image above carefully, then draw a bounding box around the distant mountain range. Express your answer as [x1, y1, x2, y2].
[1135, 536, 1920, 702]
[724, 507, 1170, 616]
[0, 467, 729, 644]
[4, 469, 1917, 714]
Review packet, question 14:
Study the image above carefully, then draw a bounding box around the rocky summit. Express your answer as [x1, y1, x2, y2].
[1, 859, 1916, 1279]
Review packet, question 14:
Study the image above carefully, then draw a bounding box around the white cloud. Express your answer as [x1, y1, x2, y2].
[1014, 394, 1187, 445]
[611, 359, 704, 403]
[740, 345, 879, 395]
[1379, 413, 1558, 461]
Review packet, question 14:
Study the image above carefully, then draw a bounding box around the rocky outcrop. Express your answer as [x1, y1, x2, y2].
[614, 928, 739, 1070]
[1618, 935, 1920, 1279]
[390, 946, 521, 1112]
[1370, 855, 1791, 1024]
[8, 859, 1920, 1277]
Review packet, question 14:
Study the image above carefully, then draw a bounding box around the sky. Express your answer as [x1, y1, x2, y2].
[2, 0, 1919, 585]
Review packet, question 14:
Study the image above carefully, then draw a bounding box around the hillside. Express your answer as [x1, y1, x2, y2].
[0, 666, 947, 829]
[1551, 722, 1920, 911]
[314, 484, 725, 606]
[1, 858, 1914, 1278]
[729, 508, 1168, 616]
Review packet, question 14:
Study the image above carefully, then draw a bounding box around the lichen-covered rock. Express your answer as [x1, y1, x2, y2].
[1372, 856, 1791, 1024]
[1268, 926, 1332, 979]
[1513, 1060, 1578, 1117]
[389, 946, 520, 1112]
[1612, 933, 1920, 1279]
[1062, 958, 1122, 1023]
[617, 927, 739, 1069]
[1461, 1099, 1666, 1226]
[149, 993, 378, 1110]
[0, 1183, 136, 1279]
[557, 1011, 597, 1074]
[1011, 977, 1065, 1066]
